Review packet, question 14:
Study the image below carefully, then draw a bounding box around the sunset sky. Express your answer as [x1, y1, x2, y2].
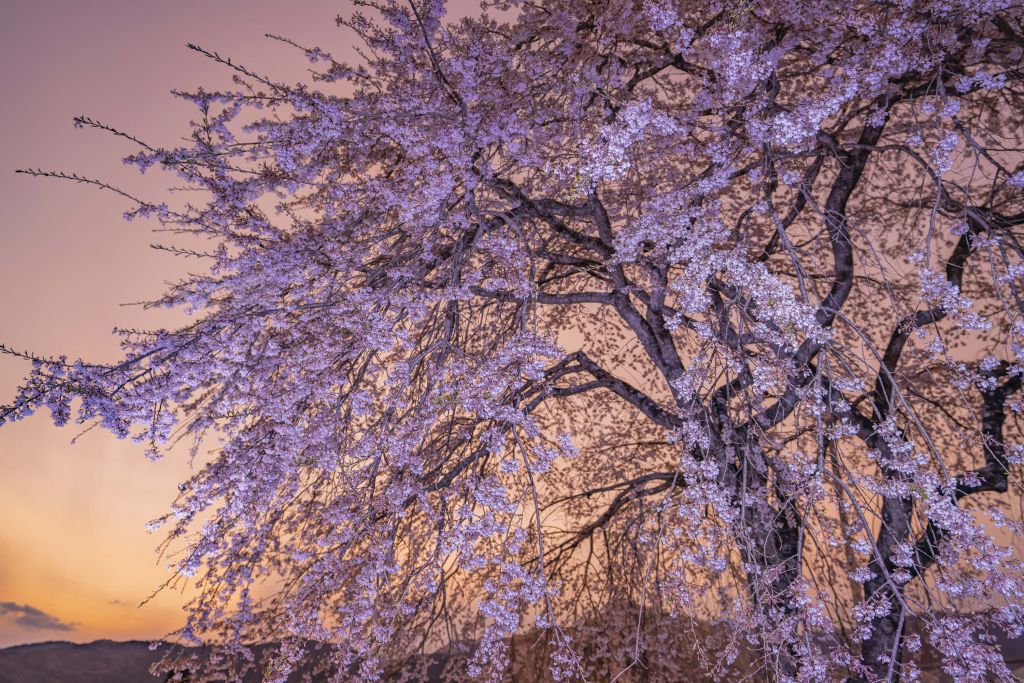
[0, 0, 420, 648]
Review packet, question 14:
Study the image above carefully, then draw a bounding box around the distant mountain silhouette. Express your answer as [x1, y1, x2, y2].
[0, 640, 450, 682]
[0, 640, 177, 683]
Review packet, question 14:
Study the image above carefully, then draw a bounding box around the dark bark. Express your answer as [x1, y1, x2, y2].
[852, 373, 1020, 682]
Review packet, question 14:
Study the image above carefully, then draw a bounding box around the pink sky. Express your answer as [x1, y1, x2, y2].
[0, 0, 489, 648]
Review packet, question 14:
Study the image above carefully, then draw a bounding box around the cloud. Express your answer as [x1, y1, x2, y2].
[0, 602, 75, 631]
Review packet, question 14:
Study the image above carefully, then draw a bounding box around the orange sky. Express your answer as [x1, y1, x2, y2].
[0, 0, 425, 649]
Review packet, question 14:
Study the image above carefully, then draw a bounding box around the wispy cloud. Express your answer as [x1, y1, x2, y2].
[0, 602, 75, 631]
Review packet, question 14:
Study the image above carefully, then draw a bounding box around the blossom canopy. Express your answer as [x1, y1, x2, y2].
[6, 0, 1024, 681]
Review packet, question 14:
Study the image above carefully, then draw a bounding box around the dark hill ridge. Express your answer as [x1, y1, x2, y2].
[0, 640, 173, 683]
[0, 640, 330, 682]
[0, 640, 449, 682]
[0, 640, 309, 683]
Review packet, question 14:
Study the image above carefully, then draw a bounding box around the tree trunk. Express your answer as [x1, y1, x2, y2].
[852, 479, 913, 682]
[731, 437, 804, 680]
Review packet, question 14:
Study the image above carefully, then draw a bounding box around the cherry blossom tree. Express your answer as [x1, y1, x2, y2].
[5, 0, 1024, 680]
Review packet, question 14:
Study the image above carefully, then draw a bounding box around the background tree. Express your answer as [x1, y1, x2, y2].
[5, 0, 1024, 680]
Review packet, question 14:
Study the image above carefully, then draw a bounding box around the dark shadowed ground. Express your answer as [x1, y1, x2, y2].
[1, 631, 1022, 682]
